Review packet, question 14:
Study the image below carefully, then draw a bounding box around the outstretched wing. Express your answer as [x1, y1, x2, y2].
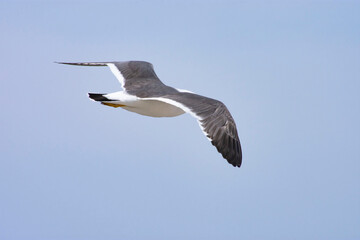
[56, 61, 168, 95]
[144, 92, 242, 167]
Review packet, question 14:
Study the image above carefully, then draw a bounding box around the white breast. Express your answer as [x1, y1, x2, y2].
[123, 99, 185, 117]
[103, 91, 185, 117]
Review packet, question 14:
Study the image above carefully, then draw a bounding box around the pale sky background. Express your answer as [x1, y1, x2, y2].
[1, 0, 359, 239]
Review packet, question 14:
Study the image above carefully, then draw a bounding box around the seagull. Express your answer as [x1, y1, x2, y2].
[57, 61, 242, 167]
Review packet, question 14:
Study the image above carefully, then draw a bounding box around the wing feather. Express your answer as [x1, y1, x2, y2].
[144, 93, 242, 167]
[57, 61, 167, 95]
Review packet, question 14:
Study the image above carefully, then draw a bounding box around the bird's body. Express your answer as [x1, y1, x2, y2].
[91, 91, 186, 117]
[58, 61, 242, 167]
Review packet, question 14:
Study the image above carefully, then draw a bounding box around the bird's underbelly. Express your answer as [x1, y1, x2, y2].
[122, 99, 185, 117]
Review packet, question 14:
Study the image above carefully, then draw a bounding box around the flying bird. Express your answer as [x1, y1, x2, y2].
[57, 61, 242, 167]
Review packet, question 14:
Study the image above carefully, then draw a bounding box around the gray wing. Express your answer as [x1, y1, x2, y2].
[157, 93, 242, 167]
[56, 61, 176, 97]
[113, 61, 179, 97]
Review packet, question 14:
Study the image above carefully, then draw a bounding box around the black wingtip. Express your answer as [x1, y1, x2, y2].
[54, 62, 81, 66]
[231, 150, 242, 168]
[54, 62, 108, 66]
[55, 61, 72, 65]
[228, 158, 241, 168]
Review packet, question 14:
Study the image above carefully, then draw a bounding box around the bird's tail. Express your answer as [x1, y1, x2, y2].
[88, 93, 126, 108]
[88, 93, 109, 102]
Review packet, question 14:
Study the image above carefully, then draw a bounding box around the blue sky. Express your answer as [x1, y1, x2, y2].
[1, 1, 359, 239]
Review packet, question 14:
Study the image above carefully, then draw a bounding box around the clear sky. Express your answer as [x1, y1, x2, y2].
[1, 0, 359, 239]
